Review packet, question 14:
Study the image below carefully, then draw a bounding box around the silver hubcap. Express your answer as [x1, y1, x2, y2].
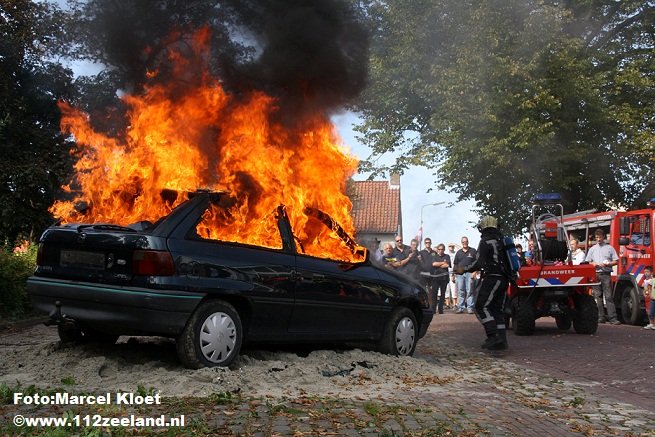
[395, 316, 416, 355]
[199, 312, 237, 364]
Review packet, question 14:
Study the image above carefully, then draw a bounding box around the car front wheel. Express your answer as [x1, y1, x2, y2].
[378, 307, 418, 357]
[176, 300, 242, 369]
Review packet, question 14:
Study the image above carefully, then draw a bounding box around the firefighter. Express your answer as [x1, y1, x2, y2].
[455, 215, 510, 350]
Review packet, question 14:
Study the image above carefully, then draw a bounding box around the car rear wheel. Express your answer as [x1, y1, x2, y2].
[378, 307, 417, 356]
[176, 300, 242, 369]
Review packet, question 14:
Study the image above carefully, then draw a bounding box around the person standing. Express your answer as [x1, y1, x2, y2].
[524, 239, 535, 265]
[393, 235, 410, 261]
[430, 243, 451, 314]
[381, 243, 399, 270]
[402, 238, 422, 280]
[569, 238, 586, 265]
[642, 266, 655, 330]
[455, 216, 511, 351]
[585, 229, 620, 324]
[453, 236, 477, 314]
[515, 244, 527, 266]
[419, 238, 437, 308]
[446, 243, 458, 308]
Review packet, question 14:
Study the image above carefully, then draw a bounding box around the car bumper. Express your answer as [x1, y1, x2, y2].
[27, 276, 204, 336]
[419, 308, 433, 338]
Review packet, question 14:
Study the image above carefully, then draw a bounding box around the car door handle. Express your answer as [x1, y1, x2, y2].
[312, 273, 325, 280]
[290, 271, 300, 282]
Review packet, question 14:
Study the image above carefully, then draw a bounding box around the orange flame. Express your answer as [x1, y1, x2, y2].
[52, 30, 362, 262]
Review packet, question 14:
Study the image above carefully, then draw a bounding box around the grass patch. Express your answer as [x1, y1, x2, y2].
[207, 391, 239, 405]
[364, 400, 381, 416]
[60, 377, 75, 386]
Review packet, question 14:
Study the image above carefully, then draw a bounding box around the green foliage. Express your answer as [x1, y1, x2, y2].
[0, 0, 77, 245]
[0, 244, 37, 320]
[208, 391, 239, 405]
[135, 383, 157, 397]
[60, 377, 76, 386]
[356, 0, 655, 235]
[0, 381, 39, 405]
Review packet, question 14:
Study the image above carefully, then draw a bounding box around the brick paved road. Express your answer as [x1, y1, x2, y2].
[425, 311, 654, 411]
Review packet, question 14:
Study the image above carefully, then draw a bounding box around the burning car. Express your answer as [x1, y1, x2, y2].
[28, 191, 432, 368]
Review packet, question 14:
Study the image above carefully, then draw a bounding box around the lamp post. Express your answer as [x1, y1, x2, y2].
[420, 202, 446, 249]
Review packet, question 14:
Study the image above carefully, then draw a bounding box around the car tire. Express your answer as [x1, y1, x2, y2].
[514, 296, 535, 336]
[58, 324, 119, 344]
[572, 294, 598, 334]
[620, 287, 644, 326]
[555, 315, 571, 331]
[176, 300, 242, 369]
[378, 307, 418, 357]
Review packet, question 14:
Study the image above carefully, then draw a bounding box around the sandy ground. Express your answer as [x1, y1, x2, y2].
[1, 324, 466, 401]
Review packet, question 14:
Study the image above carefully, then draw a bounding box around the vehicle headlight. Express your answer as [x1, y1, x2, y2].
[416, 287, 429, 307]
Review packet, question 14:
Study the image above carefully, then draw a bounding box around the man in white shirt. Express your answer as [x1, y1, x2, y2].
[569, 238, 586, 265]
[585, 229, 619, 324]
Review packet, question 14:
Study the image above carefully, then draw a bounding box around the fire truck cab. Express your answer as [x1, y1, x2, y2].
[562, 200, 655, 325]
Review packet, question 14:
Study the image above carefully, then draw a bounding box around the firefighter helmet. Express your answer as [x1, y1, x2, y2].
[478, 215, 498, 231]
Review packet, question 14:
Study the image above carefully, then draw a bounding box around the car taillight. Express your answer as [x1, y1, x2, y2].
[133, 250, 175, 276]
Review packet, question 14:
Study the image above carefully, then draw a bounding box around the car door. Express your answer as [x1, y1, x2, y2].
[290, 255, 393, 338]
[166, 197, 297, 341]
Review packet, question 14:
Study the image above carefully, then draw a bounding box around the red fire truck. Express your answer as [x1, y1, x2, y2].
[562, 201, 654, 325]
[506, 194, 599, 336]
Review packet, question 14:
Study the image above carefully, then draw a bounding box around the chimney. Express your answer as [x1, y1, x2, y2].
[389, 172, 400, 189]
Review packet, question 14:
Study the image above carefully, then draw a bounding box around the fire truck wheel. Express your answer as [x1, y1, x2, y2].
[555, 315, 571, 331]
[513, 296, 535, 336]
[620, 287, 644, 326]
[572, 294, 598, 334]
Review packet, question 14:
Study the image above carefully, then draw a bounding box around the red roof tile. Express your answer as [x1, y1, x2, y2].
[350, 181, 401, 233]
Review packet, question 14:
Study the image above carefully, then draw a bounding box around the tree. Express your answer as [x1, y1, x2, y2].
[355, 0, 655, 234]
[0, 0, 76, 244]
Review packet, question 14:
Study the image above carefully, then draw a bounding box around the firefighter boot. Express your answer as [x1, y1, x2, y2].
[487, 329, 508, 351]
[481, 331, 508, 351]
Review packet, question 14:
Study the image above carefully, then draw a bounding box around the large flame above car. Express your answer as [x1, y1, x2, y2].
[51, 29, 362, 262]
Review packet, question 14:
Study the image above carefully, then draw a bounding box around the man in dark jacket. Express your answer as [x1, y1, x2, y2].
[420, 239, 450, 314]
[455, 216, 510, 351]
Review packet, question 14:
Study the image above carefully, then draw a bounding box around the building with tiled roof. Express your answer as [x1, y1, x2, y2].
[350, 174, 402, 253]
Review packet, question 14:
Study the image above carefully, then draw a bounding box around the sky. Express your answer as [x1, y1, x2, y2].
[332, 112, 481, 249]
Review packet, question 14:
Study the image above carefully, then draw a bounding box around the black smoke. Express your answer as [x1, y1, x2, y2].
[222, 0, 370, 118]
[80, 0, 369, 119]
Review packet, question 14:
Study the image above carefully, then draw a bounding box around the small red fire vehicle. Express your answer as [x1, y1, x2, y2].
[506, 194, 599, 335]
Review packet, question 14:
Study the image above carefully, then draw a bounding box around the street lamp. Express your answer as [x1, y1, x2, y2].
[420, 202, 446, 249]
